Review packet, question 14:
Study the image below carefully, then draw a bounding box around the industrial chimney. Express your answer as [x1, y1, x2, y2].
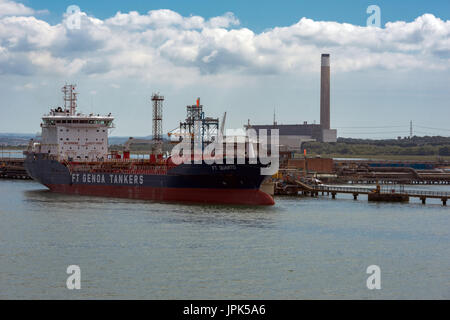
[320, 54, 330, 130]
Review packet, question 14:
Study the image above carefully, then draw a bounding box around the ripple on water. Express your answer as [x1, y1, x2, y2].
[0, 180, 449, 299]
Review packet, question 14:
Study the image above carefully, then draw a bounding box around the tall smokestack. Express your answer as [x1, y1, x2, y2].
[320, 53, 330, 130]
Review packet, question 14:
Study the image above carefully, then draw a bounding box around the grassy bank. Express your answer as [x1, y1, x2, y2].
[304, 153, 450, 161]
[302, 136, 450, 160]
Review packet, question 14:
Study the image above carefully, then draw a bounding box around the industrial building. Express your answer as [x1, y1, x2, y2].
[247, 54, 337, 151]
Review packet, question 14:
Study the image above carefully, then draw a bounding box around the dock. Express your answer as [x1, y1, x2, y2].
[0, 157, 31, 180]
[285, 158, 450, 185]
[275, 180, 449, 206]
[1, 151, 449, 206]
[333, 159, 450, 185]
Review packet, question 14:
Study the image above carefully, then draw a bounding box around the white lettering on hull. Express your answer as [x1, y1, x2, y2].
[72, 173, 144, 185]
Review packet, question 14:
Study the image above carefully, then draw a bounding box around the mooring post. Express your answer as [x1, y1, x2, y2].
[353, 193, 358, 200]
[332, 192, 336, 199]
[443, 198, 447, 206]
[421, 197, 426, 205]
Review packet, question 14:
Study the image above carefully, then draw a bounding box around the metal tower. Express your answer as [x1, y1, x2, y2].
[62, 84, 78, 115]
[178, 99, 219, 145]
[151, 93, 164, 153]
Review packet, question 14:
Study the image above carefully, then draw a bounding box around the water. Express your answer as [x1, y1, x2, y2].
[0, 179, 449, 299]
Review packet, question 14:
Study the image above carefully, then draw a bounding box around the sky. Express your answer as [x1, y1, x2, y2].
[0, 0, 449, 138]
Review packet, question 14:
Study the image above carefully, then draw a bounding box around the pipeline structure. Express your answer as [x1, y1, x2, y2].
[0, 157, 31, 180]
[275, 179, 449, 206]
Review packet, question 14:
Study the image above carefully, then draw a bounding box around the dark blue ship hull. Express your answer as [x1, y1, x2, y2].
[24, 153, 275, 205]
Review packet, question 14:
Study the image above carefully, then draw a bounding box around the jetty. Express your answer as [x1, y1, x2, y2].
[275, 179, 449, 206]
[0, 152, 31, 180]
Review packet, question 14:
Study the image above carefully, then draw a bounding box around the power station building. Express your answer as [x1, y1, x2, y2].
[247, 54, 337, 151]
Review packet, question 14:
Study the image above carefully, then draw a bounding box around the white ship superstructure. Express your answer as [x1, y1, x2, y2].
[38, 84, 114, 161]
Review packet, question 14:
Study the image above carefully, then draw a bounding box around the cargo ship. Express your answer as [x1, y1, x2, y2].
[24, 85, 275, 206]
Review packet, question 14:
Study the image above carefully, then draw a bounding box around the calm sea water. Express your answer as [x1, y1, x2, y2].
[0, 179, 449, 299]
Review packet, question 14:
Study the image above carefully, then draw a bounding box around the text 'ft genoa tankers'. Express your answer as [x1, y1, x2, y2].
[24, 85, 275, 206]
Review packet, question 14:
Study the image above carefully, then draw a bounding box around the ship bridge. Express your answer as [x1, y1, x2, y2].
[35, 84, 115, 161]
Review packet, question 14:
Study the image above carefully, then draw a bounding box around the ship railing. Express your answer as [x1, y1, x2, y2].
[316, 185, 375, 194]
[66, 158, 170, 165]
[316, 185, 450, 197]
[399, 189, 450, 197]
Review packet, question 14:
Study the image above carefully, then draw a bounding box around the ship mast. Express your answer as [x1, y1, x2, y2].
[151, 93, 164, 154]
[62, 84, 78, 116]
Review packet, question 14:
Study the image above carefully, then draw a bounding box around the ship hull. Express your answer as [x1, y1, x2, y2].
[45, 184, 274, 205]
[24, 153, 274, 206]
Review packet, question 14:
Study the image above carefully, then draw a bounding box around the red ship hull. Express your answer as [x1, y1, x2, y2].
[46, 184, 275, 206]
[25, 153, 275, 206]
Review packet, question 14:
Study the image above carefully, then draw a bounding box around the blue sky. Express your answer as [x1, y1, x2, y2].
[26, 0, 450, 31]
[1, 0, 449, 138]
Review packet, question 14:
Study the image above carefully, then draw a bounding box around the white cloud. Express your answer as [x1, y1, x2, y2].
[206, 12, 239, 28]
[14, 82, 34, 90]
[0, 0, 34, 17]
[105, 10, 236, 30]
[0, 3, 449, 82]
